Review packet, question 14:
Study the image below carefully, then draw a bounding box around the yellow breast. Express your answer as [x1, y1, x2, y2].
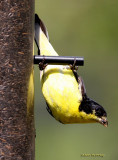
[40, 65, 83, 123]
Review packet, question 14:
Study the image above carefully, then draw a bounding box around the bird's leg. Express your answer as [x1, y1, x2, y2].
[66, 58, 78, 71]
[70, 58, 79, 71]
[39, 56, 48, 70]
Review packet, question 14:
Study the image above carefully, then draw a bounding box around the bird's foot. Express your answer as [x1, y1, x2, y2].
[66, 58, 78, 71]
[39, 56, 48, 70]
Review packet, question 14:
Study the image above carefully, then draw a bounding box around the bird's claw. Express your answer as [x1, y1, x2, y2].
[39, 56, 48, 70]
[70, 58, 78, 71]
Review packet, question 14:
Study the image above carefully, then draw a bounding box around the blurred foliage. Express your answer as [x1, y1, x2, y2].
[34, 0, 118, 160]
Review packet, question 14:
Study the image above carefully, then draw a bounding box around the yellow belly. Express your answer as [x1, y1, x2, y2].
[41, 65, 83, 123]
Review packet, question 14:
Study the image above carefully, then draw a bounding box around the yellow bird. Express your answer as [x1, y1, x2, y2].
[35, 14, 108, 127]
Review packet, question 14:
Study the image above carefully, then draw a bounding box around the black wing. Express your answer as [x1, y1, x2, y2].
[35, 14, 49, 55]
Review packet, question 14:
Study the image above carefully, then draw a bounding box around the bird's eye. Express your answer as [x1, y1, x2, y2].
[95, 106, 107, 117]
[95, 107, 100, 112]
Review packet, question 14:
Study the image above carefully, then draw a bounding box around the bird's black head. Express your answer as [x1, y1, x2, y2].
[94, 104, 107, 117]
[79, 96, 108, 127]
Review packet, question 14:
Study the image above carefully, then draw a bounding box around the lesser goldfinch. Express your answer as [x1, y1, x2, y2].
[35, 14, 108, 127]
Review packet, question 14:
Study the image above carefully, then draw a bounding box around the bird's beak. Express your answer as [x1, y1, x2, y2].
[97, 117, 108, 127]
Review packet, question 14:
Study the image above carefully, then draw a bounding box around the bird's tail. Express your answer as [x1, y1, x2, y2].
[35, 14, 58, 56]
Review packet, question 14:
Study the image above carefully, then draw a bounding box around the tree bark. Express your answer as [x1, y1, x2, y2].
[0, 0, 35, 159]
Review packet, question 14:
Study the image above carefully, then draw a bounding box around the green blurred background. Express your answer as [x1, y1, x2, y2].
[34, 0, 118, 160]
